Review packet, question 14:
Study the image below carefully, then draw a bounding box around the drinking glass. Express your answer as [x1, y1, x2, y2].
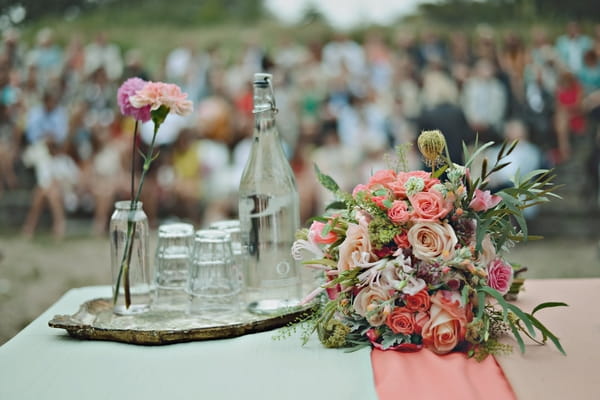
[153, 222, 194, 310]
[209, 220, 245, 291]
[187, 229, 240, 316]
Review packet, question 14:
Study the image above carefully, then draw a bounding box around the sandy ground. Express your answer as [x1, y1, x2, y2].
[1, 232, 599, 345]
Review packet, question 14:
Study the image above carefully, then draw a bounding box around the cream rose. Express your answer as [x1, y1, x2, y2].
[353, 286, 391, 326]
[337, 220, 372, 271]
[407, 222, 457, 262]
[477, 234, 496, 267]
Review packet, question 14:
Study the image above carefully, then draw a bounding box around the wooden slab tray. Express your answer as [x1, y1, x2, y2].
[49, 298, 314, 345]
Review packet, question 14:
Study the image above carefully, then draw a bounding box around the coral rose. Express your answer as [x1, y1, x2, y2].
[404, 289, 431, 312]
[368, 169, 397, 189]
[409, 189, 453, 222]
[421, 291, 471, 354]
[393, 232, 410, 249]
[337, 220, 372, 272]
[386, 307, 416, 334]
[387, 200, 411, 224]
[487, 258, 513, 295]
[469, 189, 502, 212]
[353, 286, 391, 326]
[308, 221, 338, 245]
[390, 171, 439, 199]
[407, 222, 457, 262]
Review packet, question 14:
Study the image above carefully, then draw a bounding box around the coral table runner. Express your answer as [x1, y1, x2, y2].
[371, 278, 600, 400]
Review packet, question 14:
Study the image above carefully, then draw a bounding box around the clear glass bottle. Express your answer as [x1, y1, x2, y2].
[109, 201, 151, 315]
[238, 73, 302, 315]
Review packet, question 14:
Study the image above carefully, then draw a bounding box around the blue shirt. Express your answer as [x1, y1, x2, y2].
[26, 104, 68, 144]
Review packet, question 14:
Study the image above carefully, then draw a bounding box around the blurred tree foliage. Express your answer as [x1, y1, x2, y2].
[418, 0, 600, 24]
[0, 0, 265, 25]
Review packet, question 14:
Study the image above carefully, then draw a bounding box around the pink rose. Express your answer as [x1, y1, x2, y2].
[487, 258, 513, 295]
[421, 291, 471, 354]
[469, 189, 502, 212]
[308, 221, 338, 245]
[386, 307, 416, 334]
[368, 169, 397, 189]
[353, 286, 391, 326]
[407, 222, 457, 262]
[409, 189, 453, 222]
[387, 200, 411, 224]
[337, 220, 372, 272]
[130, 81, 193, 116]
[117, 77, 151, 122]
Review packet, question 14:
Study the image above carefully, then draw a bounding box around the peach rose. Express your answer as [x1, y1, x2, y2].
[337, 220, 372, 272]
[469, 189, 502, 212]
[409, 189, 453, 222]
[407, 222, 457, 262]
[387, 200, 411, 224]
[308, 221, 338, 245]
[386, 307, 416, 334]
[421, 291, 471, 354]
[414, 311, 430, 334]
[404, 289, 431, 312]
[353, 286, 391, 326]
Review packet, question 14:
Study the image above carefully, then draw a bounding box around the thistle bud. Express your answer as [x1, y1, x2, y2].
[417, 130, 447, 166]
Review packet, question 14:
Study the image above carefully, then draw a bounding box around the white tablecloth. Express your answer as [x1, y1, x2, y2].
[0, 286, 377, 400]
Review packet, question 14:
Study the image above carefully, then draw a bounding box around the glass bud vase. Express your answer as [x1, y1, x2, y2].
[109, 201, 151, 315]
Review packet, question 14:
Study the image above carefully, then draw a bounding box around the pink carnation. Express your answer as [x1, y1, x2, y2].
[117, 77, 151, 122]
[129, 81, 193, 116]
[487, 258, 513, 295]
[469, 189, 502, 212]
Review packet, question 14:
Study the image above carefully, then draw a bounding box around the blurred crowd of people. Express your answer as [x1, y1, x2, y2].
[1, 21, 600, 239]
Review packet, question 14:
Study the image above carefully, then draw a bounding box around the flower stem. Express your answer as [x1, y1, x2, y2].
[114, 117, 161, 309]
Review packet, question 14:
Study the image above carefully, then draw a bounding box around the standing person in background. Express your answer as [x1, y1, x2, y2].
[25, 28, 63, 91]
[418, 70, 473, 164]
[84, 32, 123, 82]
[462, 58, 507, 143]
[555, 21, 593, 73]
[555, 70, 585, 162]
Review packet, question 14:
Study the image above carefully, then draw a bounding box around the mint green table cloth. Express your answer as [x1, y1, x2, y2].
[0, 286, 378, 400]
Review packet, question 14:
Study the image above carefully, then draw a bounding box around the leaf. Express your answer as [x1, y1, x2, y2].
[465, 141, 495, 168]
[321, 223, 332, 237]
[325, 201, 347, 211]
[373, 189, 388, 197]
[382, 199, 393, 209]
[480, 157, 488, 180]
[532, 302, 569, 315]
[431, 164, 448, 179]
[527, 314, 567, 356]
[508, 319, 526, 354]
[314, 164, 340, 193]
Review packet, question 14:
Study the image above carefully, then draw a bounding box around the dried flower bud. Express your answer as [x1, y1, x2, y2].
[417, 130, 447, 166]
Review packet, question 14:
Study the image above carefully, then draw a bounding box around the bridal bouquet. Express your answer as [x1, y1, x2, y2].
[292, 130, 565, 359]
